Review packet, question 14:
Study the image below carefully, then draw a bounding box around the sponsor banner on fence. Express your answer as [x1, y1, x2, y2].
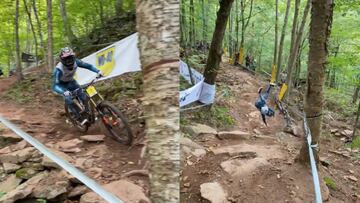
[179, 60, 216, 107]
[179, 60, 203, 84]
[76, 33, 141, 85]
[72, 31, 214, 107]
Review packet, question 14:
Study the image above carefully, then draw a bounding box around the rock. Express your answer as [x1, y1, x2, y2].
[32, 181, 69, 199]
[341, 130, 353, 137]
[68, 185, 90, 198]
[191, 149, 207, 158]
[15, 168, 39, 179]
[0, 174, 22, 193]
[32, 170, 70, 199]
[21, 162, 44, 171]
[0, 133, 22, 142]
[330, 128, 338, 134]
[322, 183, 330, 201]
[253, 129, 261, 134]
[344, 175, 358, 182]
[0, 172, 48, 203]
[0, 147, 11, 154]
[41, 149, 74, 169]
[200, 182, 227, 203]
[3, 163, 21, 174]
[86, 167, 102, 179]
[319, 157, 330, 167]
[80, 135, 105, 142]
[183, 123, 217, 137]
[220, 158, 269, 178]
[180, 137, 205, 150]
[10, 140, 28, 151]
[216, 130, 250, 140]
[0, 147, 36, 164]
[80, 180, 149, 203]
[57, 139, 83, 152]
[211, 143, 283, 159]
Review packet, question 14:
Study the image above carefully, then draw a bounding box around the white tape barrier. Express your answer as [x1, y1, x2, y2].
[303, 116, 322, 203]
[0, 116, 123, 203]
[179, 61, 216, 107]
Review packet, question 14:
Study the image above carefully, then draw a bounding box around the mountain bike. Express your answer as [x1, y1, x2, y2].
[64, 78, 133, 145]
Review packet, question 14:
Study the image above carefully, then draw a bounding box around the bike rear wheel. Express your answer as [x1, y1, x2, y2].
[98, 101, 133, 145]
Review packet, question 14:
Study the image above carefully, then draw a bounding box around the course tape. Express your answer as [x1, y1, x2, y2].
[0, 115, 123, 203]
[303, 115, 322, 203]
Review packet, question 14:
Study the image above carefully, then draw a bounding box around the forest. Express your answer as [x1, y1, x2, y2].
[180, 0, 360, 202]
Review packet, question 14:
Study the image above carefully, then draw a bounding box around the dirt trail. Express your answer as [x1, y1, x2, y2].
[0, 74, 149, 201]
[181, 63, 360, 203]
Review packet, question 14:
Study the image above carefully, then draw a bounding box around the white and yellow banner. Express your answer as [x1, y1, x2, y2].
[76, 33, 141, 85]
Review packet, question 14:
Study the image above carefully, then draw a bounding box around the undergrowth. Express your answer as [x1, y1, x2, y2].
[324, 176, 337, 190]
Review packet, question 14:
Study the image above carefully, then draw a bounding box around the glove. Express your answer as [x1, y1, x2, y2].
[96, 71, 104, 78]
[64, 91, 71, 97]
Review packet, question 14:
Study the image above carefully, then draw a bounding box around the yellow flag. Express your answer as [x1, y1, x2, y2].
[278, 83, 288, 101]
[238, 47, 244, 64]
[270, 64, 277, 83]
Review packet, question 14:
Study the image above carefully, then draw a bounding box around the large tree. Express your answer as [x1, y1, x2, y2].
[298, 0, 334, 163]
[59, 0, 76, 44]
[15, 0, 23, 81]
[203, 0, 235, 85]
[135, 0, 180, 202]
[275, 0, 291, 82]
[46, 0, 54, 72]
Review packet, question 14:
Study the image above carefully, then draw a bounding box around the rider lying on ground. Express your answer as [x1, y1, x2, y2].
[255, 83, 275, 126]
[52, 47, 103, 124]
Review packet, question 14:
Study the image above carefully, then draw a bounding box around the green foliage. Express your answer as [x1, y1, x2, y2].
[324, 176, 337, 190]
[194, 106, 235, 128]
[0, 0, 135, 70]
[324, 88, 355, 117]
[351, 136, 360, 149]
[0, 192, 5, 198]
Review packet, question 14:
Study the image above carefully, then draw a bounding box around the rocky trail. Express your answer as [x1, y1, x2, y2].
[180, 63, 360, 203]
[0, 74, 149, 202]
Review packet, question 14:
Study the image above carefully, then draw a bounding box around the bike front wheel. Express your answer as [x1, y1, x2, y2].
[98, 101, 133, 145]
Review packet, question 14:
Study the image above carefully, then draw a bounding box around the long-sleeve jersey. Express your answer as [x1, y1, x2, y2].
[53, 59, 99, 94]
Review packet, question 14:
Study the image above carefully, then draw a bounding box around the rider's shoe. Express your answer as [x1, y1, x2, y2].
[80, 118, 89, 126]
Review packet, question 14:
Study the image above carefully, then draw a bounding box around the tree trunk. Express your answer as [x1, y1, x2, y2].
[115, 0, 123, 14]
[47, 0, 54, 72]
[353, 86, 360, 104]
[228, 9, 233, 58]
[287, 0, 300, 72]
[135, 0, 179, 202]
[31, 0, 45, 62]
[189, 0, 195, 46]
[203, 0, 235, 85]
[98, 0, 105, 26]
[285, 0, 310, 101]
[180, 0, 187, 47]
[272, 0, 278, 67]
[15, 0, 23, 81]
[201, 0, 206, 43]
[297, 0, 334, 164]
[59, 0, 76, 44]
[276, 0, 291, 82]
[234, 0, 239, 63]
[24, 0, 39, 69]
[353, 101, 360, 139]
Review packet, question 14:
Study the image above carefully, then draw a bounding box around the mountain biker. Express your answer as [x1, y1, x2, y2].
[52, 47, 103, 124]
[255, 83, 275, 126]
